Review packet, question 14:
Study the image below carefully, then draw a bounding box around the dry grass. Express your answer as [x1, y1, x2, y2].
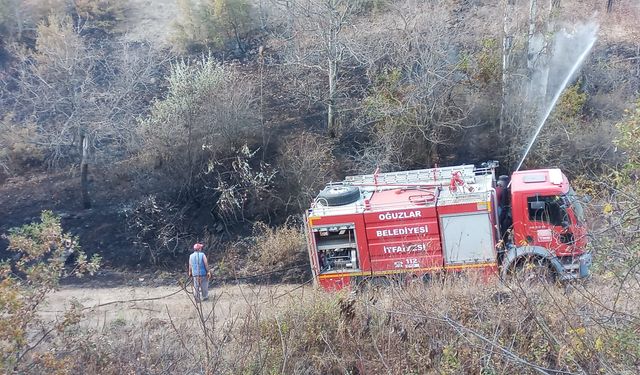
[21, 273, 640, 374]
[187, 221, 307, 283]
[249, 222, 305, 269]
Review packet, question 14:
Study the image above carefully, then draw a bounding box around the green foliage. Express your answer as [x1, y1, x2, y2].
[258, 293, 344, 371]
[614, 99, 640, 173]
[212, 0, 253, 47]
[555, 83, 587, 123]
[474, 38, 501, 85]
[73, 0, 126, 36]
[362, 67, 437, 169]
[440, 345, 461, 372]
[587, 98, 640, 327]
[246, 280, 640, 374]
[366, 67, 403, 106]
[364, 68, 408, 119]
[526, 83, 593, 171]
[0, 211, 100, 372]
[173, 0, 255, 52]
[173, 0, 204, 51]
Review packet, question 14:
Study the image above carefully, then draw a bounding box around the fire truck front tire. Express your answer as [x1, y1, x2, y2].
[515, 256, 555, 284]
[317, 186, 361, 206]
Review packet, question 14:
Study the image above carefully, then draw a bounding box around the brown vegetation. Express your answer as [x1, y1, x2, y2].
[1, 0, 640, 372]
[7, 273, 640, 374]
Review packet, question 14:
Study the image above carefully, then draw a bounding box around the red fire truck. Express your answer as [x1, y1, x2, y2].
[305, 162, 591, 290]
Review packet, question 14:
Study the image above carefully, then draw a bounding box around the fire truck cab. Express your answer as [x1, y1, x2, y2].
[305, 163, 591, 290]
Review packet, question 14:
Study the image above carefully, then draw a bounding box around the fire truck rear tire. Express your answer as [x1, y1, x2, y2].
[317, 186, 361, 206]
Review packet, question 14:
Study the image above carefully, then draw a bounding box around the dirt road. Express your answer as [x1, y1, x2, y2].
[43, 281, 312, 329]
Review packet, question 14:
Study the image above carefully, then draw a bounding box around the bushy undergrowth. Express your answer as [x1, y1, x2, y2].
[16, 276, 639, 374]
[224, 220, 308, 282]
[254, 280, 640, 374]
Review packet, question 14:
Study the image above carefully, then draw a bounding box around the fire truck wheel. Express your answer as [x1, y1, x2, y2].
[515, 256, 555, 284]
[317, 186, 361, 206]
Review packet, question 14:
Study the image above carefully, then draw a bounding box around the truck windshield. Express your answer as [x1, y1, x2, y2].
[564, 188, 585, 224]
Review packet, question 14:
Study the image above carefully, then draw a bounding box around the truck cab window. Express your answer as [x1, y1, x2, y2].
[527, 196, 569, 227]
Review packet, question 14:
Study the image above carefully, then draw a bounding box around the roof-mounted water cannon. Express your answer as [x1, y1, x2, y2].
[480, 160, 499, 169]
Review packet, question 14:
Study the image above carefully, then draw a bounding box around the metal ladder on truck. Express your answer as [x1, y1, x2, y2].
[344, 165, 477, 191]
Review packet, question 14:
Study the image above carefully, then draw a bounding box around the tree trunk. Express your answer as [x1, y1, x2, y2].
[259, 0, 266, 30]
[80, 134, 91, 209]
[327, 0, 340, 138]
[527, 0, 538, 77]
[232, 21, 243, 53]
[541, 0, 559, 103]
[527, 0, 549, 104]
[13, 0, 23, 40]
[500, 0, 516, 136]
[327, 59, 337, 137]
[636, 44, 639, 78]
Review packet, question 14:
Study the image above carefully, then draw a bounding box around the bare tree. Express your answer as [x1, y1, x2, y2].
[3, 15, 168, 208]
[277, 132, 336, 211]
[275, 0, 363, 137]
[606, 0, 614, 12]
[349, 0, 472, 171]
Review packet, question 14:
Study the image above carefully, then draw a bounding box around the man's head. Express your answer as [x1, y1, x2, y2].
[193, 243, 204, 251]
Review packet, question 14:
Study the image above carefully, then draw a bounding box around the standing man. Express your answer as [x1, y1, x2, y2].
[188, 243, 209, 302]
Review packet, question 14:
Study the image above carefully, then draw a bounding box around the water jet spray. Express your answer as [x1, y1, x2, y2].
[514, 23, 598, 173]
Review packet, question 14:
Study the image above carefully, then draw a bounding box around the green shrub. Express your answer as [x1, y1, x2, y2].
[615, 99, 640, 172]
[173, 0, 256, 53]
[137, 55, 258, 191]
[555, 83, 587, 123]
[1, 211, 100, 372]
[475, 37, 501, 85]
[73, 0, 126, 36]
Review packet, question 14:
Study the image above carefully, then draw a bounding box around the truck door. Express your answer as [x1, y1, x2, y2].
[522, 194, 577, 256]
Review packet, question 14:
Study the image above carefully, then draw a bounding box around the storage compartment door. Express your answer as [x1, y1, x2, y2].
[440, 213, 495, 265]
